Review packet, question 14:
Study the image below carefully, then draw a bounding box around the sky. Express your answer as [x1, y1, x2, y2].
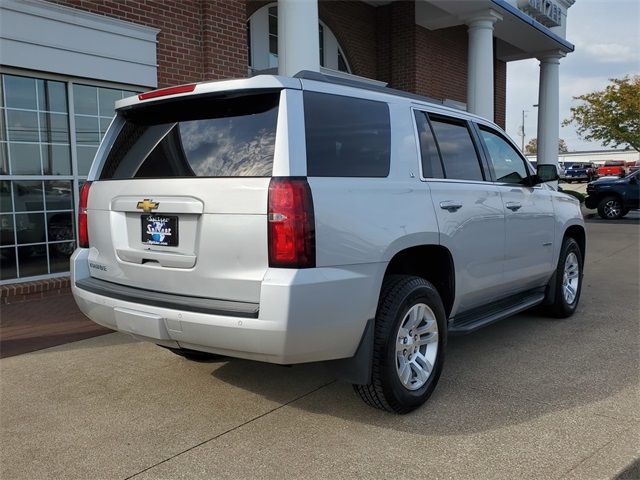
[505, 0, 640, 152]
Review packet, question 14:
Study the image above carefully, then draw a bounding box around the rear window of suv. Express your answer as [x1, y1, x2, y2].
[99, 92, 279, 179]
[303, 92, 390, 177]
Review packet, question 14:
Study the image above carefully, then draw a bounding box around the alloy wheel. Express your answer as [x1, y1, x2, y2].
[395, 303, 439, 390]
[562, 252, 580, 305]
[604, 199, 621, 218]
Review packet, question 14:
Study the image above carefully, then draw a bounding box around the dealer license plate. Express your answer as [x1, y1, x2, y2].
[141, 215, 179, 247]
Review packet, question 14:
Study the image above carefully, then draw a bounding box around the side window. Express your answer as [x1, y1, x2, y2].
[429, 117, 484, 181]
[479, 127, 529, 185]
[304, 92, 390, 177]
[414, 111, 444, 179]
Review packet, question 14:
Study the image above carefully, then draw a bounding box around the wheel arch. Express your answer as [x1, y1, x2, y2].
[542, 223, 586, 308]
[328, 242, 453, 386]
[564, 224, 586, 260]
[596, 191, 624, 205]
[382, 244, 455, 318]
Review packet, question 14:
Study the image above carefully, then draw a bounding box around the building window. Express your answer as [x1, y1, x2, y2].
[0, 72, 136, 283]
[248, 4, 350, 74]
[319, 24, 325, 67]
[268, 6, 278, 68]
[73, 84, 135, 176]
[2, 76, 71, 176]
[337, 50, 348, 73]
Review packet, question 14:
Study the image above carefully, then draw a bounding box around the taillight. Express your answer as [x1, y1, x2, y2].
[138, 84, 196, 101]
[268, 177, 315, 268]
[78, 181, 92, 248]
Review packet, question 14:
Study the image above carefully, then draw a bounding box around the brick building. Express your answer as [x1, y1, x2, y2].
[0, 0, 574, 283]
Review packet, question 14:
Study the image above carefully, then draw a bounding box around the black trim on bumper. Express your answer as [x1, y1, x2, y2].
[75, 277, 259, 318]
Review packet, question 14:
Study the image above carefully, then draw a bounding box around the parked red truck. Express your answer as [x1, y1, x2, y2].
[597, 160, 626, 177]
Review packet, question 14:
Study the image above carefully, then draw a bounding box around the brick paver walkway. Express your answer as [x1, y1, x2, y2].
[0, 294, 112, 358]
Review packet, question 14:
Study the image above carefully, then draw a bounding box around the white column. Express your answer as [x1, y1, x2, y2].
[465, 10, 502, 121]
[536, 52, 564, 167]
[277, 0, 320, 76]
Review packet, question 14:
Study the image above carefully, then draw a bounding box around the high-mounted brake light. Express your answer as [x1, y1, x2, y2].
[78, 181, 92, 248]
[138, 84, 196, 101]
[268, 177, 315, 268]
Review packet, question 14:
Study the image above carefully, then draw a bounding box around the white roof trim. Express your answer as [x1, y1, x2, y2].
[0, 0, 159, 87]
[1, 0, 159, 42]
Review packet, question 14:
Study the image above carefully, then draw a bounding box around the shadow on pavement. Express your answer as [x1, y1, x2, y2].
[6, 220, 636, 439]
[210, 271, 638, 434]
[615, 458, 640, 480]
[583, 210, 640, 225]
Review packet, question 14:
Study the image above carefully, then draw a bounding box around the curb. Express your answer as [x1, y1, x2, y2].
[0, 277, 71, 304]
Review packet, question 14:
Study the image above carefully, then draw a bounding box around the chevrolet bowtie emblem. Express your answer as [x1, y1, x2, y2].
[136, 199, 159, 213]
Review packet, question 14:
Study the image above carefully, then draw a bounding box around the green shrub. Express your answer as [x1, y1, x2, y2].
[562, 189, 586, 203]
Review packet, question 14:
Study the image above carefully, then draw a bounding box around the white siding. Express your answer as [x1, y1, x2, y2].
[0, 0, 159, 87]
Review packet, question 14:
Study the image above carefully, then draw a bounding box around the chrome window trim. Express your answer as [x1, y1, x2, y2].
[411, 106, 494, 185]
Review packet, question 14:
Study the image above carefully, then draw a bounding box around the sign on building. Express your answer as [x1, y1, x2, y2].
[518, 0, 563, 27]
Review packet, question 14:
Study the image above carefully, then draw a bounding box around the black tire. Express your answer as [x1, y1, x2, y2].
[597, 196, 623, 219]
[353, 275, 446, 414]
[546, 237, 583, 318]
[566, 180, 572, 184]
[620, 208, 630, 218]
[160, 346, 226, 362]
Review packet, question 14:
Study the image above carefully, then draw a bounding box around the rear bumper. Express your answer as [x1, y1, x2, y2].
[71, 249, 382, 364]
[75, 277, 259, 318]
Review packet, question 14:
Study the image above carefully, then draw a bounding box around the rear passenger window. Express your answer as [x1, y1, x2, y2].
[414, 111, 444, 178]
[304, 92, 390, 177]
[429, 117, 484, 182]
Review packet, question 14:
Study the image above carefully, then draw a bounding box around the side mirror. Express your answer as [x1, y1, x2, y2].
[536, 164, 559, 183]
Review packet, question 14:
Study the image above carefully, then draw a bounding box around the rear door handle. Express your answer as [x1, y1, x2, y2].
[505, 201, 522, 211]
[439, 201, 463, 212]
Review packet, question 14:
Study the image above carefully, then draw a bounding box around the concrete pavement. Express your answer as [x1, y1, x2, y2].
[1, 218, 638, 479]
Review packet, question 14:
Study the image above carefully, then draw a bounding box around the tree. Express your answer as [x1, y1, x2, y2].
[524, 138, 569, 155]
[562, 75, 640, 151]
[558, 138, 569, 154]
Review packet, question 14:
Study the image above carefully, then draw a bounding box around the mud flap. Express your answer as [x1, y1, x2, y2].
[541, 270, 558, 306]
[322, 319, 373, 385]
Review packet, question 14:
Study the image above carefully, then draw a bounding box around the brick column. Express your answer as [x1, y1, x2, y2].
[494, 59, 507, 128]
[376, 1, 415, 92]
[201, 0, 248, 80]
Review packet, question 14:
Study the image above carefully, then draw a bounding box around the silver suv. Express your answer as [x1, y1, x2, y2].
[71, 72, 585, 413]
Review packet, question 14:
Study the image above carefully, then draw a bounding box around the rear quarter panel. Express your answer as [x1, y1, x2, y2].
[308, 101, 439, 268]
[306, 100, 439, 325]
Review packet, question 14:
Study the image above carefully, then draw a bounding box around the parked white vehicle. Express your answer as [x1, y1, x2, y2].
[72, 72, 586, 413]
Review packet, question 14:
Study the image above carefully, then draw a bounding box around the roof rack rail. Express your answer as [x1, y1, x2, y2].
[294, 70, 446, 107]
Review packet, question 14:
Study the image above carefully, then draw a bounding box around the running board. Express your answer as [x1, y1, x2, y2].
[448, 289, 545, 335]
